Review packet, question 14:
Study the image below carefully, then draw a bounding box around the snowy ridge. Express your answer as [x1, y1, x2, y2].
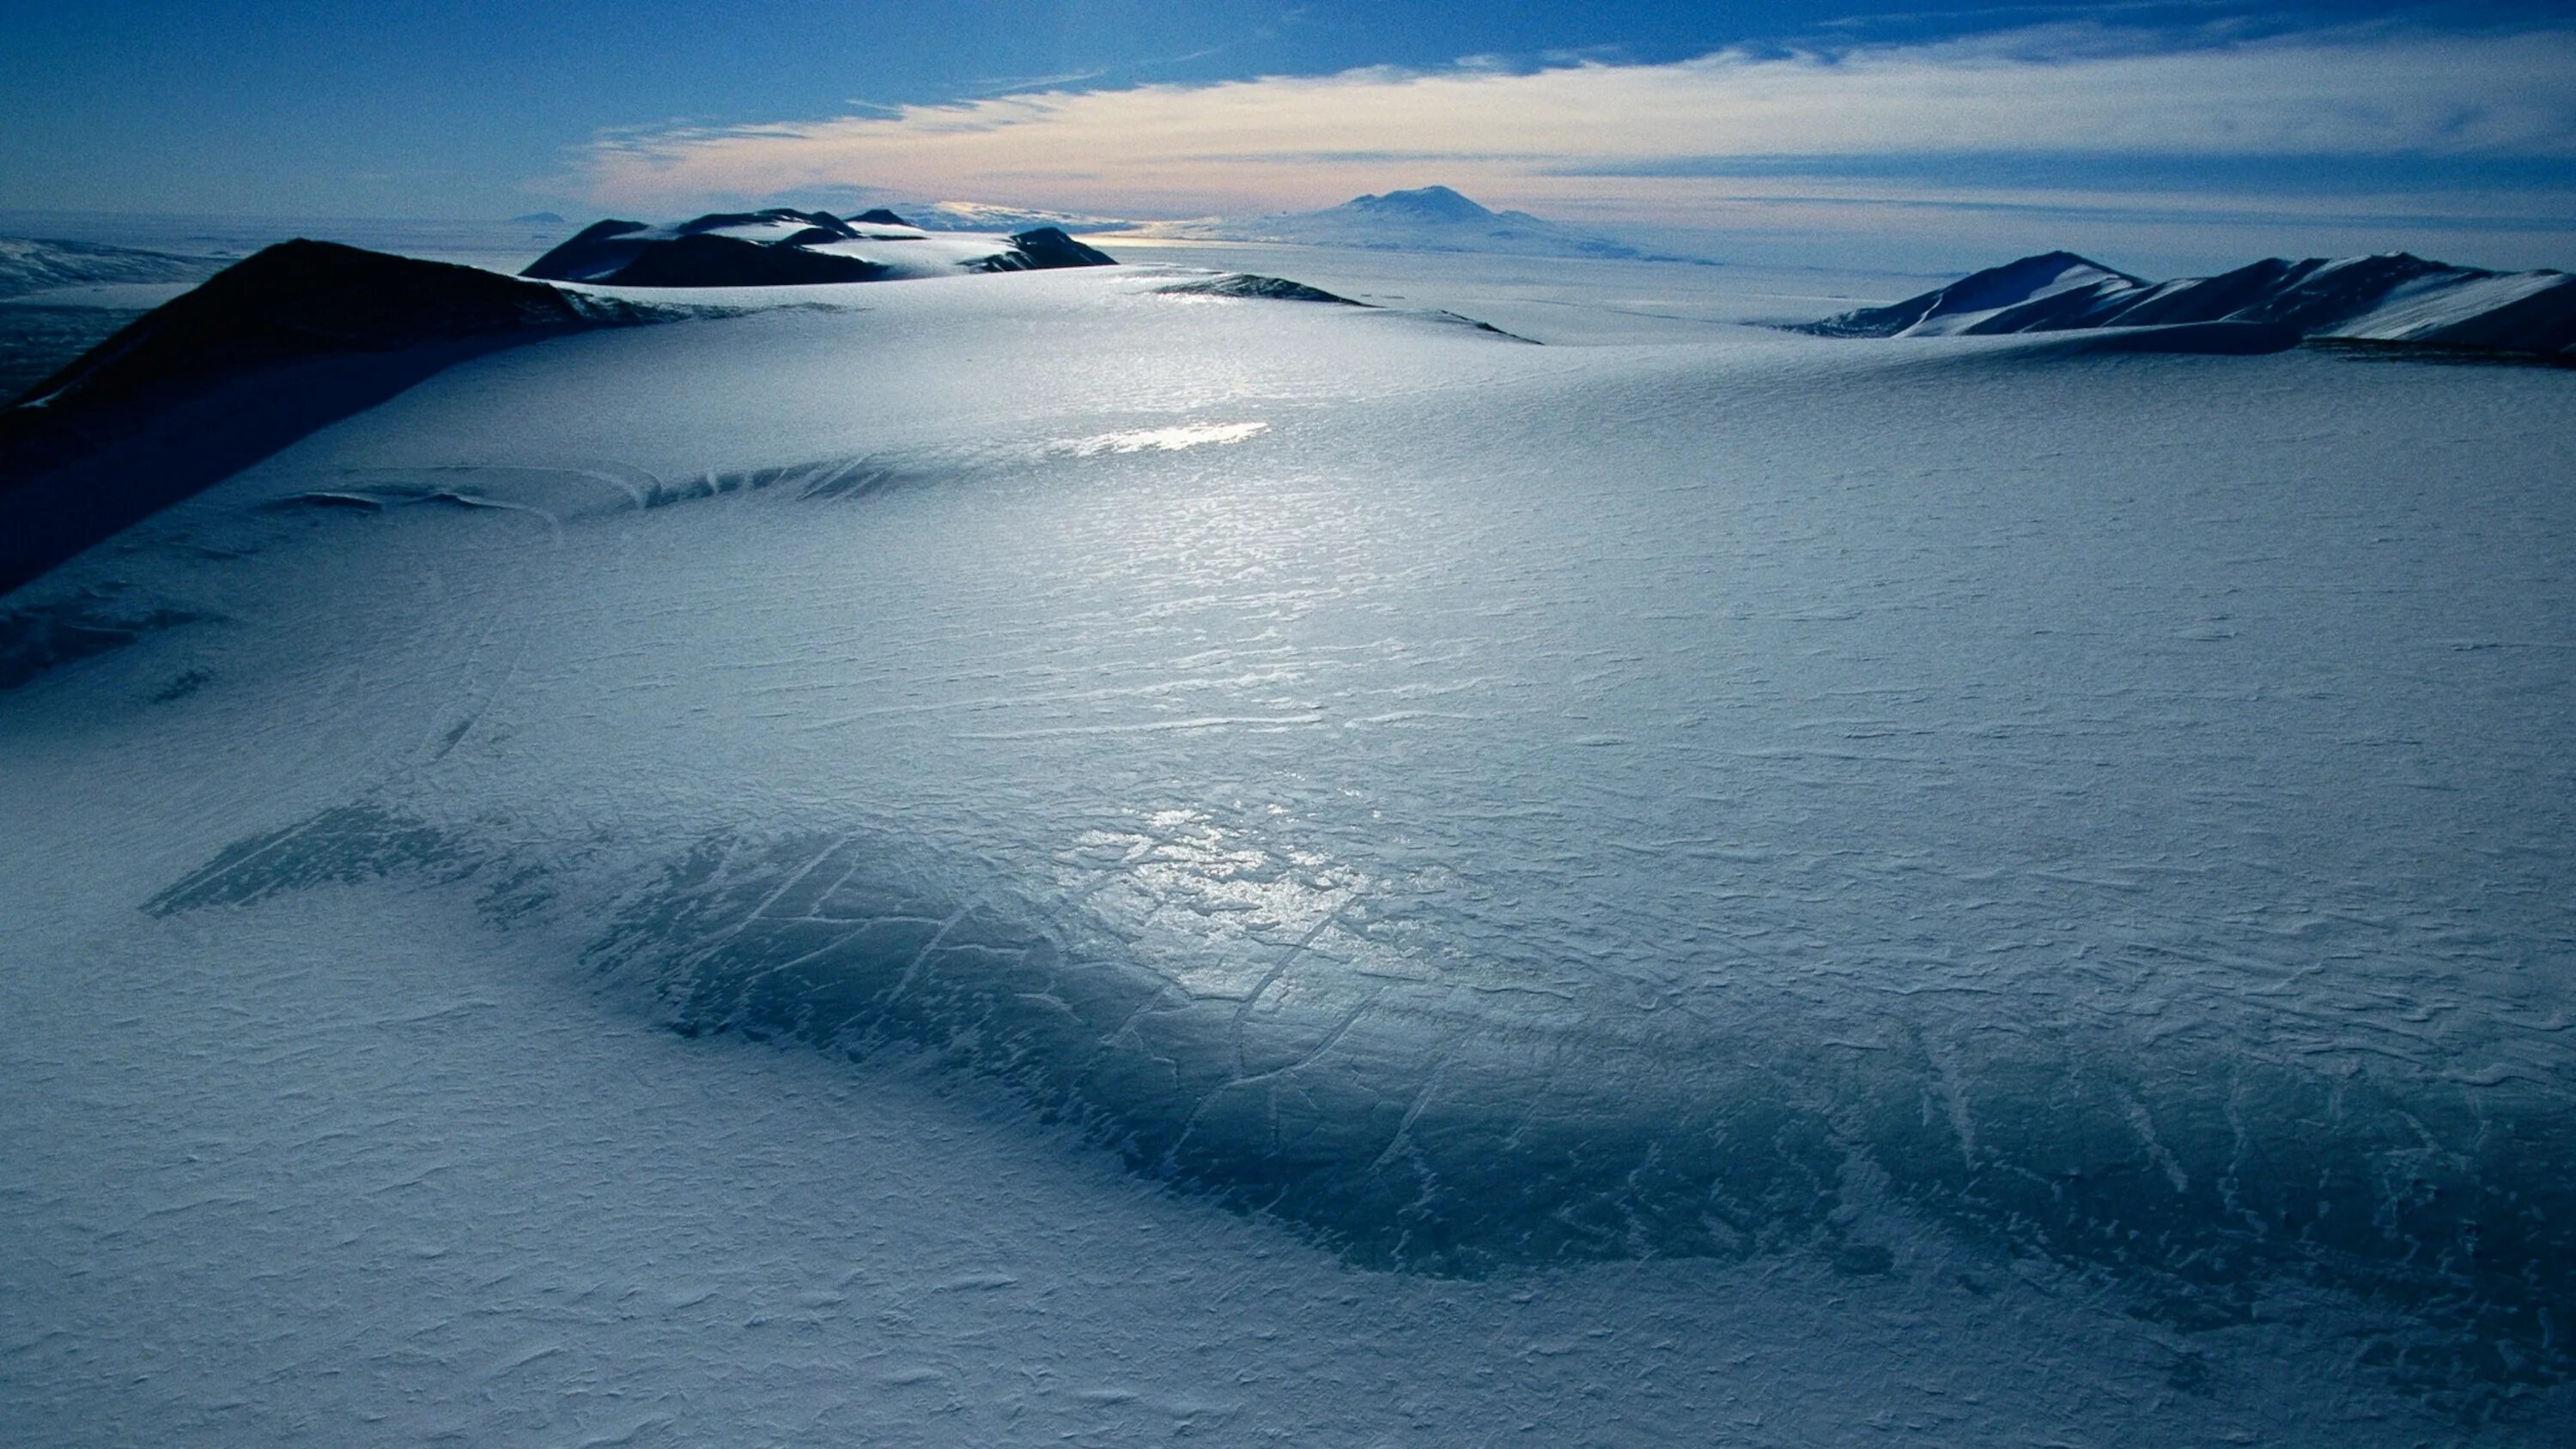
[15, 239, 622, 415]
[890, 199, 1137, 234]
[523, 209, 1117, 288]
[1802, 250, 2576, 356]
[0, 239, 647, 593]
[1797, 252, 2146, 337]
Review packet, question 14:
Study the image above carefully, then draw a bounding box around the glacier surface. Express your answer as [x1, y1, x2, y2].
[3, 249, 2573, 1445]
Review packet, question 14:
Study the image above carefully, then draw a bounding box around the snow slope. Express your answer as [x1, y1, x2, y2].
[1806, 251, 2576, 355]
[0, 240, 648, 594]
[0, 235, 222, 300]
[3, 255, 2574, 1444]
[0, 238, 234, 401]
[1796, 251, 2146, 336]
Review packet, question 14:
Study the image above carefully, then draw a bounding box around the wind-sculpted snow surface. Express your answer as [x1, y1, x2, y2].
[6, 262, 2575, 1442]
[151, 794, 2576, 1386]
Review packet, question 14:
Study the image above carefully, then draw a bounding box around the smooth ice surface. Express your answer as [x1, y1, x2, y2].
[5, 249, 2574, 1444]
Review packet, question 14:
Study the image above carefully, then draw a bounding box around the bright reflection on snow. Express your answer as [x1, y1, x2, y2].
[1061, 807, 1365, 998]
[1054, 420, 1270, 455]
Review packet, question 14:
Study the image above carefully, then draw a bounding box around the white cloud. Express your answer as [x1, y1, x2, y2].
[566, 26, 2576, 221]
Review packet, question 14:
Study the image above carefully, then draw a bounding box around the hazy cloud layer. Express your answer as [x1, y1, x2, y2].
[570, 25, 2576, 223]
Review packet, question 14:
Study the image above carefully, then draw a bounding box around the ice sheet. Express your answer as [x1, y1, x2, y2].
[4, 257, 2573, 1443]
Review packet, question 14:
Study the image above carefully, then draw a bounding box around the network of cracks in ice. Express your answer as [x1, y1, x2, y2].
[140, 424, 2576, 1418]
[145, 791, 2573, 1402]
[83, 294, 2573, 1419]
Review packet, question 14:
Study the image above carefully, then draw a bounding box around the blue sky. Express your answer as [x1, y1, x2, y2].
[3, 2, 2572, 270]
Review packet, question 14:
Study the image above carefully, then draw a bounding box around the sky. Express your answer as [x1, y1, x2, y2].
[3, 1, 2573, 272]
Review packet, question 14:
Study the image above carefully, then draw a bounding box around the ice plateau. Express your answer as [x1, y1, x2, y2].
[2, 239, 2573, 1446]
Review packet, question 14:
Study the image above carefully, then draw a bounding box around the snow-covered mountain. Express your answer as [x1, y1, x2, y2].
[1802, 250, 2576, 356]
[2, 240, 644, 593]
[1163, 185, 1685, 261]
[522, 209, 1116, 287]
[887, 200, 1139, 234]
[1797, 252, 2145, 337]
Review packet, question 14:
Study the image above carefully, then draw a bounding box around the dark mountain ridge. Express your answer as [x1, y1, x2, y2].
[1, 240, 645, 594]
[522, 209, 1115, 288]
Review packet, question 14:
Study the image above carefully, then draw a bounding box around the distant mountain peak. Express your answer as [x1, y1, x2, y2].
[1158, 184, 1698, 262]
[1334, 185, 1498, 223]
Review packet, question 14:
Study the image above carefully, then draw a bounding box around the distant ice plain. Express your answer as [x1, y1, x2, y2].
[3, 229, 2573, 1444]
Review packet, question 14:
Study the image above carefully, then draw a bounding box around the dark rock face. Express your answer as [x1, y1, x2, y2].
[1157, 274, 1369, 306]
[523, 212, 1115, 288]
[590, 233, 889, 288]
[964, 227, 1120, 273]
[10, 239, 611, 415]
[672, 209, 850, 239]
[0, 303, 146, 403]
[1796, 253, 2142, 338]
[522, 219, 654, 282]
[847, 208, 912, 227]
[1, 240, 636, 595]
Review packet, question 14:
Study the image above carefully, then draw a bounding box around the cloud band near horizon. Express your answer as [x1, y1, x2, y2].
[566, 25, 2576, 236]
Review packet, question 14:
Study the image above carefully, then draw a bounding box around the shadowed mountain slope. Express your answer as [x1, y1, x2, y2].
[0, 236, 227, 300]
[1, 240, 644, 593]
